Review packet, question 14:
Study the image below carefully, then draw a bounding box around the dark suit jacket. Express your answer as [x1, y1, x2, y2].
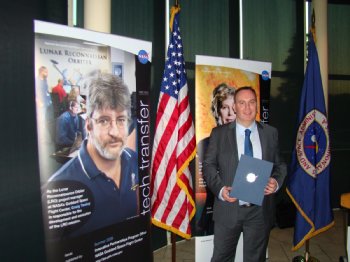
[203, 121, 287, 229]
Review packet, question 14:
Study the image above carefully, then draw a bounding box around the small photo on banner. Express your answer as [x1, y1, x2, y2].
[34, 20, 153, 262]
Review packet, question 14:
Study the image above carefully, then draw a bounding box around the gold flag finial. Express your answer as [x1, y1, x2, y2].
[310, 9, 316, 43]
[169, 5, 181, 32]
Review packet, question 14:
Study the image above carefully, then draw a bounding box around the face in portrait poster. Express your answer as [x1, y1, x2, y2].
[194, 55, 271, 261]
[34, 21, 152, 262]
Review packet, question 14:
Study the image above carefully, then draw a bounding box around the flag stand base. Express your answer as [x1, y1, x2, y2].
[292, 241, 320, 262]
[292, 255, 320, 262]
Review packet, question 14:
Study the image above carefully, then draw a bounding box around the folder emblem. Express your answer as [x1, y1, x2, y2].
[246, 173, 258, 183]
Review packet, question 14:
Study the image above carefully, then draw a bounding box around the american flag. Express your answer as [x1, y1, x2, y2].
[150, 6, 196, 239]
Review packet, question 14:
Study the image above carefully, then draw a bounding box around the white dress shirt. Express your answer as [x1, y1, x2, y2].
[235, 121, 262, 160]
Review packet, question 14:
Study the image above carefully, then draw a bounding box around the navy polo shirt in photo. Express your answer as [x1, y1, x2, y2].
[45, 140, 139, 239]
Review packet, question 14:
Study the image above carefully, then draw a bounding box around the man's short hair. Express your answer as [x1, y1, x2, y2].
[84, 71, 131, 120]
[234, 86, 257, 102]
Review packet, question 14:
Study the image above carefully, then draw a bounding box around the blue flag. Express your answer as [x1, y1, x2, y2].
[286, 33, 334, 251]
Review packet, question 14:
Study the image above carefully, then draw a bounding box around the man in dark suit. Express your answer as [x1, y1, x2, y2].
[203, 86, 287, 262]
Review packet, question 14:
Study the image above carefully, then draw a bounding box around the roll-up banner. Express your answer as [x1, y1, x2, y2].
[34, 20, 152, 262]
[195, 55, 272, 261]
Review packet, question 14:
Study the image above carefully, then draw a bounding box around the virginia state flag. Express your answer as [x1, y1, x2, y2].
[286, 33, 334, 251]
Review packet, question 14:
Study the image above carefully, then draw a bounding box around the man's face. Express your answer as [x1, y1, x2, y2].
[87, 108, 129, 161]
[70, 103, 80, 115]
[233, 89, 257, 127]
[41, 68, 48, 79]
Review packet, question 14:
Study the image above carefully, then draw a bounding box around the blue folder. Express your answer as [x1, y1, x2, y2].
[229, 154, 273, 206]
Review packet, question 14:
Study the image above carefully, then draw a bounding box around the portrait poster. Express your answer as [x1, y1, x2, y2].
[194, 55, 271, 261]
[34, 20, 152, 261]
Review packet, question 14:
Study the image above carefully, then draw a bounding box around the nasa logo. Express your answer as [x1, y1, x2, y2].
[246, 173, 258, 183]
[138, 50, 149, 64]
[261, 70, 269, 81]
[296, 109, 330, 178]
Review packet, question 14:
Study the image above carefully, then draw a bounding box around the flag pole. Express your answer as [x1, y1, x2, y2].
[305, 240, 310, 260]
[171, 2, 179, 262]
[302, 9, 314, 262]
[303, 11, 314, 262]
[171, 0, 179, 262]
[304, 8, 316, 262]
[304, 13, 314, 261]
[172, 2, 179, 260]
[171, 232, 176, 262]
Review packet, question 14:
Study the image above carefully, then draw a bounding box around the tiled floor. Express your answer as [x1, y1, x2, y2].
[153, 209, 348, 261]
